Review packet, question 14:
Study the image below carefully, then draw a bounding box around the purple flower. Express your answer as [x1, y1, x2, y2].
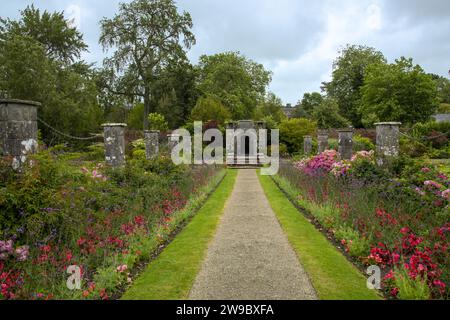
[0, 240, 14, 254]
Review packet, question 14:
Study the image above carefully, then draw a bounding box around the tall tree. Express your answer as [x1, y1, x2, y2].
[295, 92, 324, 118]
[254, 92, 286, 124]
[360, 57, 438, 126]
[322, 44, 386, 127]
[99, 0, 195, 130]
[197, 51, 272, 120]
[312, 98, 350, 129]
[0, 5, 87, 63]
[0, 7, 102, 145]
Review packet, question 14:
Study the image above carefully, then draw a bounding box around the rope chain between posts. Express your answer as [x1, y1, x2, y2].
[399, 130, 450, 143]
[37, 117, 103, 141]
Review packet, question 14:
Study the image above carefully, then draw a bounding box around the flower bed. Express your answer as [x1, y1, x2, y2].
[276, 151, 449, 300]
[0, 149, 224, 300]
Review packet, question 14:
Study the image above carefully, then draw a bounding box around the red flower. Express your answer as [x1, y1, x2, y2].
[391, 287, 399, 297]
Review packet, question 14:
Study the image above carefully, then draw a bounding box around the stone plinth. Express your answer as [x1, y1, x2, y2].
[303, 136, 312, 155]
[0, 99, 40, 169]
[102, 123, 126, 167]
[317, 130, 329, 154]
[144, 130, 159, 159]
[337, 129, 354, 160]
[375, 122, 401, 167]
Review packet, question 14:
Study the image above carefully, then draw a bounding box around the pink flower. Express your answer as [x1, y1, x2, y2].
[414, 187, 426, 196]
[116, 265, 128, 273]
[441, 189, 450, 199]
[421, 167, 431, 173]
[391, 287, 399, 297]
[424, 180, 443, 189]
[14, 246, 29, 262]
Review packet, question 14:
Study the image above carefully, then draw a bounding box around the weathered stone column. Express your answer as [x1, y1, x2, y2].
[303, 136, 312, 155]
[168, 133, 180, 152]
[0, 99, 40, 170]
[144, 130, 159, 159]
[257, 121, 267, 164]
[102, 123, 126, 167]
[225, 122, 236, 164]
[337, 129, 354, 160]
[375, 122, 401, 167]
[317, 130, 329, 154]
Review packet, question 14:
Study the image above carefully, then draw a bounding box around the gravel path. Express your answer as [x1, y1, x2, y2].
[189, 169, 317, 300]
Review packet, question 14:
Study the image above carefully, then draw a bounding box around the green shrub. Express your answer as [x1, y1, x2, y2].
[335, 226, 370, 257]
[279, 118, 317, 154]
[190, 96, 231, 125]
[395, 268, 431, 300]
[353, 135, 375, 151]
[148, 113, 169, 132]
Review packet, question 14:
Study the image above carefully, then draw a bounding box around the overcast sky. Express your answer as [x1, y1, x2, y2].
[2, 0, 450, 104]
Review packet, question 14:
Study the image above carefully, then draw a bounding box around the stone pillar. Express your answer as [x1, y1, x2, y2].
[144, 130, 159, 159]
[337, 129, 354, 160]
[168, 133, 180, 152]
[257, 121, 267, 164]
[0, 99, 40, 170]
[102, 123, 126, 167]
[317, 130, 329, 154]
[303, 136, 312, 155]
[375, 122, 401, 167]
[225, 122, 236, 164]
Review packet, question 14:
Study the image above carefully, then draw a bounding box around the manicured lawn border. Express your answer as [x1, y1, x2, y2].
[258, 172, 381, 300]
[121, 169, 238, 300]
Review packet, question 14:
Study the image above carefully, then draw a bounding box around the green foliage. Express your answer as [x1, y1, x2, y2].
[323, 44, 387, 127]
[152, 59, 199, 129]
[127, 104, 144, 130]
[353, 135, 375, 152]
[297, 92, 324, 117]
[0, 5, 87, 63]
[360, 57, 439, 126]
[334, 226, 370, 257]
[312, 98, 350, 129]
[254, 92, 286, 124]
[197, 51, 272, 120]
[99, 0, 196, 130]
[395, 267, 431, 300]
[279, 118, 317, 154]
[190, 96, 231, 125]
[438, 103, 450, 113]
[0, 8, 102, 146]
[148, 113, 169, 132]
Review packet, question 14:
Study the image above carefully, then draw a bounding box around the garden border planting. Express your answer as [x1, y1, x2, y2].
[259, 172, 381, 300]
[121, 170, 238, 300]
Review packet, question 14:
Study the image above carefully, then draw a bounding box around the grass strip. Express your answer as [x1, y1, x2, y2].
[121, 169, 238, 300]
[258, 173, 381, 300]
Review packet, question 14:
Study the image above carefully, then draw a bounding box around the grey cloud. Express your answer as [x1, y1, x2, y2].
[1, 0, 449, 104]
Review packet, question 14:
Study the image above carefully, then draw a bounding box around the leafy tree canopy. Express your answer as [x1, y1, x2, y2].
[313, 98, 350, 129]
[360, 57, 439, 127]
[294, 92, 324, 118]
[254, 92, 286, 124]
[0, 8, 101, 146]
[0, 5, 87, 63]
[99, 0, 195, 130]
[190, 96, 231, 125]
[322, 44, 386, 127]
[197, 51, 272, 120]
